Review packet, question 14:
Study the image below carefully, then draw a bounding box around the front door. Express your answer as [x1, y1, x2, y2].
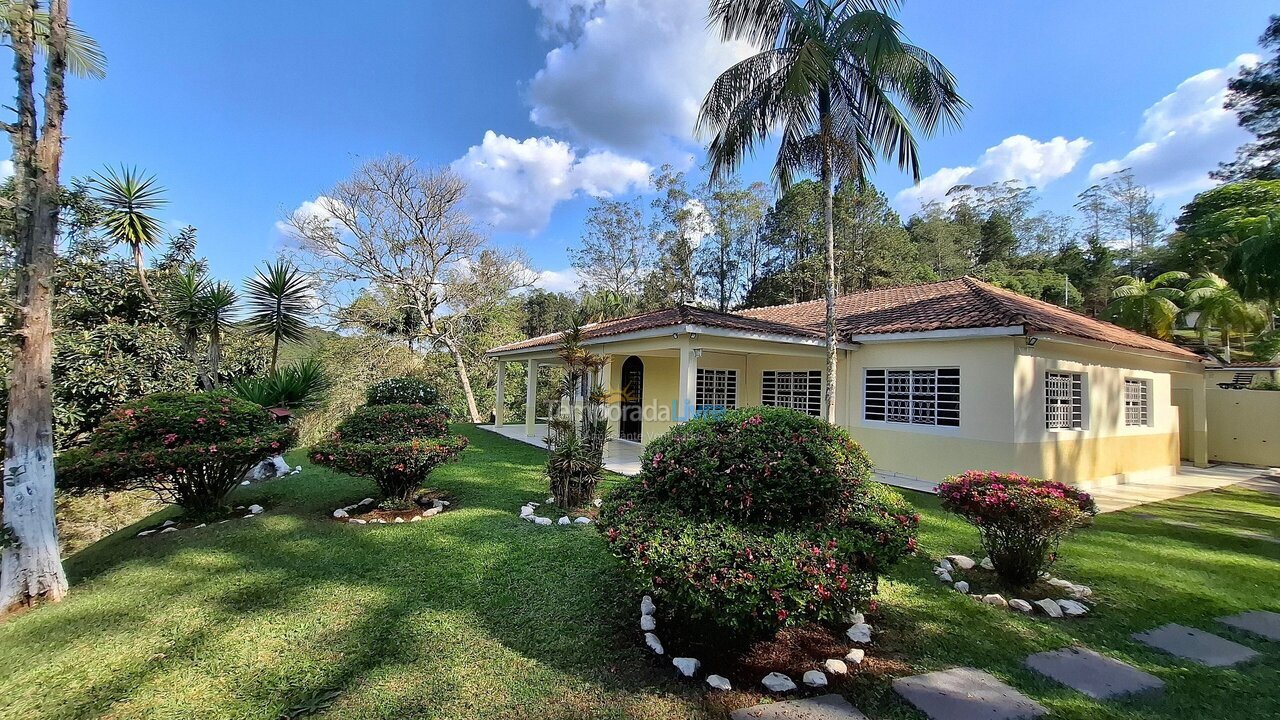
[620, 355, 643, 442]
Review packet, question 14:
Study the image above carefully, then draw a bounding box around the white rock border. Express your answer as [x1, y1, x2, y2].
[136, 504, 263, 537]
[517, 499, 595, 527]
[935, 552, 1095, 619]
[335, 497, 452, 525]
[635, 593, 871, 695]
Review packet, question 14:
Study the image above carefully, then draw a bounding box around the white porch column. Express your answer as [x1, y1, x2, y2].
[677, 342, 698, 422]
[525, 359, 539, 436]
[494, 361, 506, 427]
[599, 356, 613, 458]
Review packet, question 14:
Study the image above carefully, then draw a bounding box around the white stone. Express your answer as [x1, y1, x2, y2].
[244, 514, 256, 519]
[409, 515, 422, 522]
[240, 480, 251, 486]
[672, 657, 700, 677]
[161, 527, 177, 533]
[432, 499, 447, 509]
[373, 518, 387, 524]
[360, 498, 375, 506]
[939, 558, 954, 572]
[394, 517, 405, 523]
[945, 554, 976, 570]
[953, 581, 970, 593]
[846, 623, 872, 643]
[1068, 585, 1093, 599]
[527, 502, 539, 507]
[422, 507, 442, 517]
[193, 523, 206, 529]
[289, 468, 300, 475]
[823, 658, 849, 675]
[761, 672, 796, 693]
[845, 648, 865, 664]
[1057, 599, 1089, 616]
[846, 611, 865, 625]
[161, 520, 177, 528]
[333, 509, 349, 519]
[546, 496, 555, 503]
[593, 498, 603, 507]
[644, 632, 664, 654]
[349, 519, 366, 524]
[1009, 599, 1033, 613]
[640, 615, 656, 631]
[1035, 599, 1064, 618]
[248, 504, 264, 514]
[937, 571, 953, 583]
[558, 516, 571, 526]
[980, 557, 995, 570]
[271, 455, 291, 476]
[802, 670, 828, 688]
[137, 530, 155, 537]
[981, 594, 1008, 608]
[1047, 578, 1074, 589]
[641, 595, 656, 616]
[574, 516, 592, 524]
[533, 516, 552, 526]
[706, 674, 732, 691]
[519, 506, 534, 517]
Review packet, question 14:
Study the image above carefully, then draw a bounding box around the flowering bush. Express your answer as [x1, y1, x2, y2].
[330, 404, 450, 444]
[365, 377, 441, 407]
[599, 407, 917, 640]
[938, 471, 1098, 588]
[58, 392, 296, 518]
[310, 435, 468, 500]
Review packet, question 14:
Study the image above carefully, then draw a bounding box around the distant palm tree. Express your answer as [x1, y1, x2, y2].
[244, 260, 313, 371]
[90, 166, 167, 303]
[202, 281, 238, 387]
[1185, 272, 1268, 363]
[1104, 272, 1188, 340]
[698, 0, 965, 422]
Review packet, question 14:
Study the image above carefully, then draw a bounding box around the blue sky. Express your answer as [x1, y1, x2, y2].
[50, 0, 1277, 291]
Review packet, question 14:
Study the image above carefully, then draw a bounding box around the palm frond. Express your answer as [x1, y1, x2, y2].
[90, 166, 167, 251]
[244, 260, 314, 343]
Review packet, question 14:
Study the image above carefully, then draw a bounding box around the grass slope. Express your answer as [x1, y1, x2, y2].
[0, 426, 1276, 719]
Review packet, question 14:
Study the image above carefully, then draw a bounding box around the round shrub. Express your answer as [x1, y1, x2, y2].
[938, 471, 1098, 589]
[332, 404, 450, 444]
[310, 435, 468, 501]
[599, 407, 918, 640]
[639, 405, 874, 525]
[58, 392, 297, 518]
[365, 377, 440, 407]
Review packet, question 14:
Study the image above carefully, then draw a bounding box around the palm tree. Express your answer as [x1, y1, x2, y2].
[1185, 272, 1268, 363]
[1103, 272, 1189, 340]
[698, 0, 965, 422]
[244, 260, 313, 371]
[202, 281, 238, 387]
[90, 166, 167, 303]
[1224, 212, 1280, 332]
[162, 269, 214, 389]
[0, 1, 107, 79]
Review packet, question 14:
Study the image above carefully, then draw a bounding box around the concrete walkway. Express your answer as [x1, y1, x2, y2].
[476, 424, 644, 476]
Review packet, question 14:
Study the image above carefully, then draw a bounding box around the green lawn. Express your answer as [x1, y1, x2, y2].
[0, 426, 1277, 719]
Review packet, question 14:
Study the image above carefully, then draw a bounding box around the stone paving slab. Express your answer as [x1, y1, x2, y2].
[1131, 624, 1259, 667]
[893, 667, 1047, 720]
[730, 694, 867, 720]
[1217, 610, 1280, 641]
[1024, 646, 1164, 700]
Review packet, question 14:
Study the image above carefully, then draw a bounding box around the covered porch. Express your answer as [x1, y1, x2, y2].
[477, 422, 644, 476]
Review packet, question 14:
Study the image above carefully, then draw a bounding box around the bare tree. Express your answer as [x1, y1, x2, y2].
[571, 198, 650, 301]
[284, 156, 530, 422]
[1, 0, 71, 612]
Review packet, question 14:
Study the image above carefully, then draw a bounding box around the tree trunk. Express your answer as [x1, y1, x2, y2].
[1, 0, 70, 613]
[206, 325, 222, 389]
[441, 334, 482, 422]
[270, 328, 280, 372]
[132, 244, 157, 305]
[820, 91, 838, 424]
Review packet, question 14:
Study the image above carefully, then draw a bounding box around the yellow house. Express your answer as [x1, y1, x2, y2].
[486, 277, 1209, 488]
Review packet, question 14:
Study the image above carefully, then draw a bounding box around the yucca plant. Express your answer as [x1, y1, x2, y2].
[231, 358, 330, 410]
[544, 323, 609, 508]
[203, 281, 239, 386]
[90, 166, 167, 303]
[162, 268, 213, 388]
[244, 260, 314, 371]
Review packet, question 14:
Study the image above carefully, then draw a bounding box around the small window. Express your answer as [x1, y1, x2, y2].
[1124, 378, 1150, 426]
[695, 368, 737, 412]
[864, 368, 960, 427]
[762, 370, 823, 416]
[1045, 371, 1084, 430]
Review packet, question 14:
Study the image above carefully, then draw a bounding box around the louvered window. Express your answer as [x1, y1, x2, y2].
[1124, 378, 1150, 427]
[864, 368, 960, 427]
[1045, 371, 1085, 429]
[695, 369, 737, 412]
[761, 370, 823, 416]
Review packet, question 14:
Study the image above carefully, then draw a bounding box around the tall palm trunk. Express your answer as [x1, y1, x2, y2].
[1, 0, 70, 612]
[132, 243, 157, 304]
[820, 88, 838, 424]
[206, 324, 223, 389]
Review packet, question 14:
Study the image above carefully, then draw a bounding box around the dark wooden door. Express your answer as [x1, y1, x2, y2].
[620, 356, 643, 441]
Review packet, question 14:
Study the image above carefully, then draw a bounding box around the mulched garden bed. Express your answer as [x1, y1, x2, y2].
[332, 489, 454, 525]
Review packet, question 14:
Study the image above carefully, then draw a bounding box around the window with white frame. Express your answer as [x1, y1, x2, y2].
[695, 368, 737, 411]
[762, 370, 823, 416]
[864, 368, 960, 427]
[1045, 371, 1085, 429]
[1124, 378, 1150, 426]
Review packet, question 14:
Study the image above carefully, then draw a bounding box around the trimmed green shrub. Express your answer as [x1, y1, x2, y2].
[365, 377, 440, 407]
[938, 471, 1098, 589]
[310, 435, 468, 501]
[599, 407, 917, 640]
[58, 392, 296, 518]
[331, 403, 450, 444]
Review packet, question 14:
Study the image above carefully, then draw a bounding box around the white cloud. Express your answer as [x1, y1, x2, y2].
[526, 0, 756, 156]
[896, 135, 1091, 210]
[1089, 54, 1259, 197]
[534, 267, 581, 293]
[274, 195, 346, 237]
[452, 130, 650, 234]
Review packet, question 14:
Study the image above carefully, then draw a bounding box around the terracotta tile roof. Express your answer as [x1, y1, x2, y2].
[486, 304, 824, 355]
[737, 277, 1200, 360]
[1219, 361, 1279, 369]
[488, 277, 1201, 361]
